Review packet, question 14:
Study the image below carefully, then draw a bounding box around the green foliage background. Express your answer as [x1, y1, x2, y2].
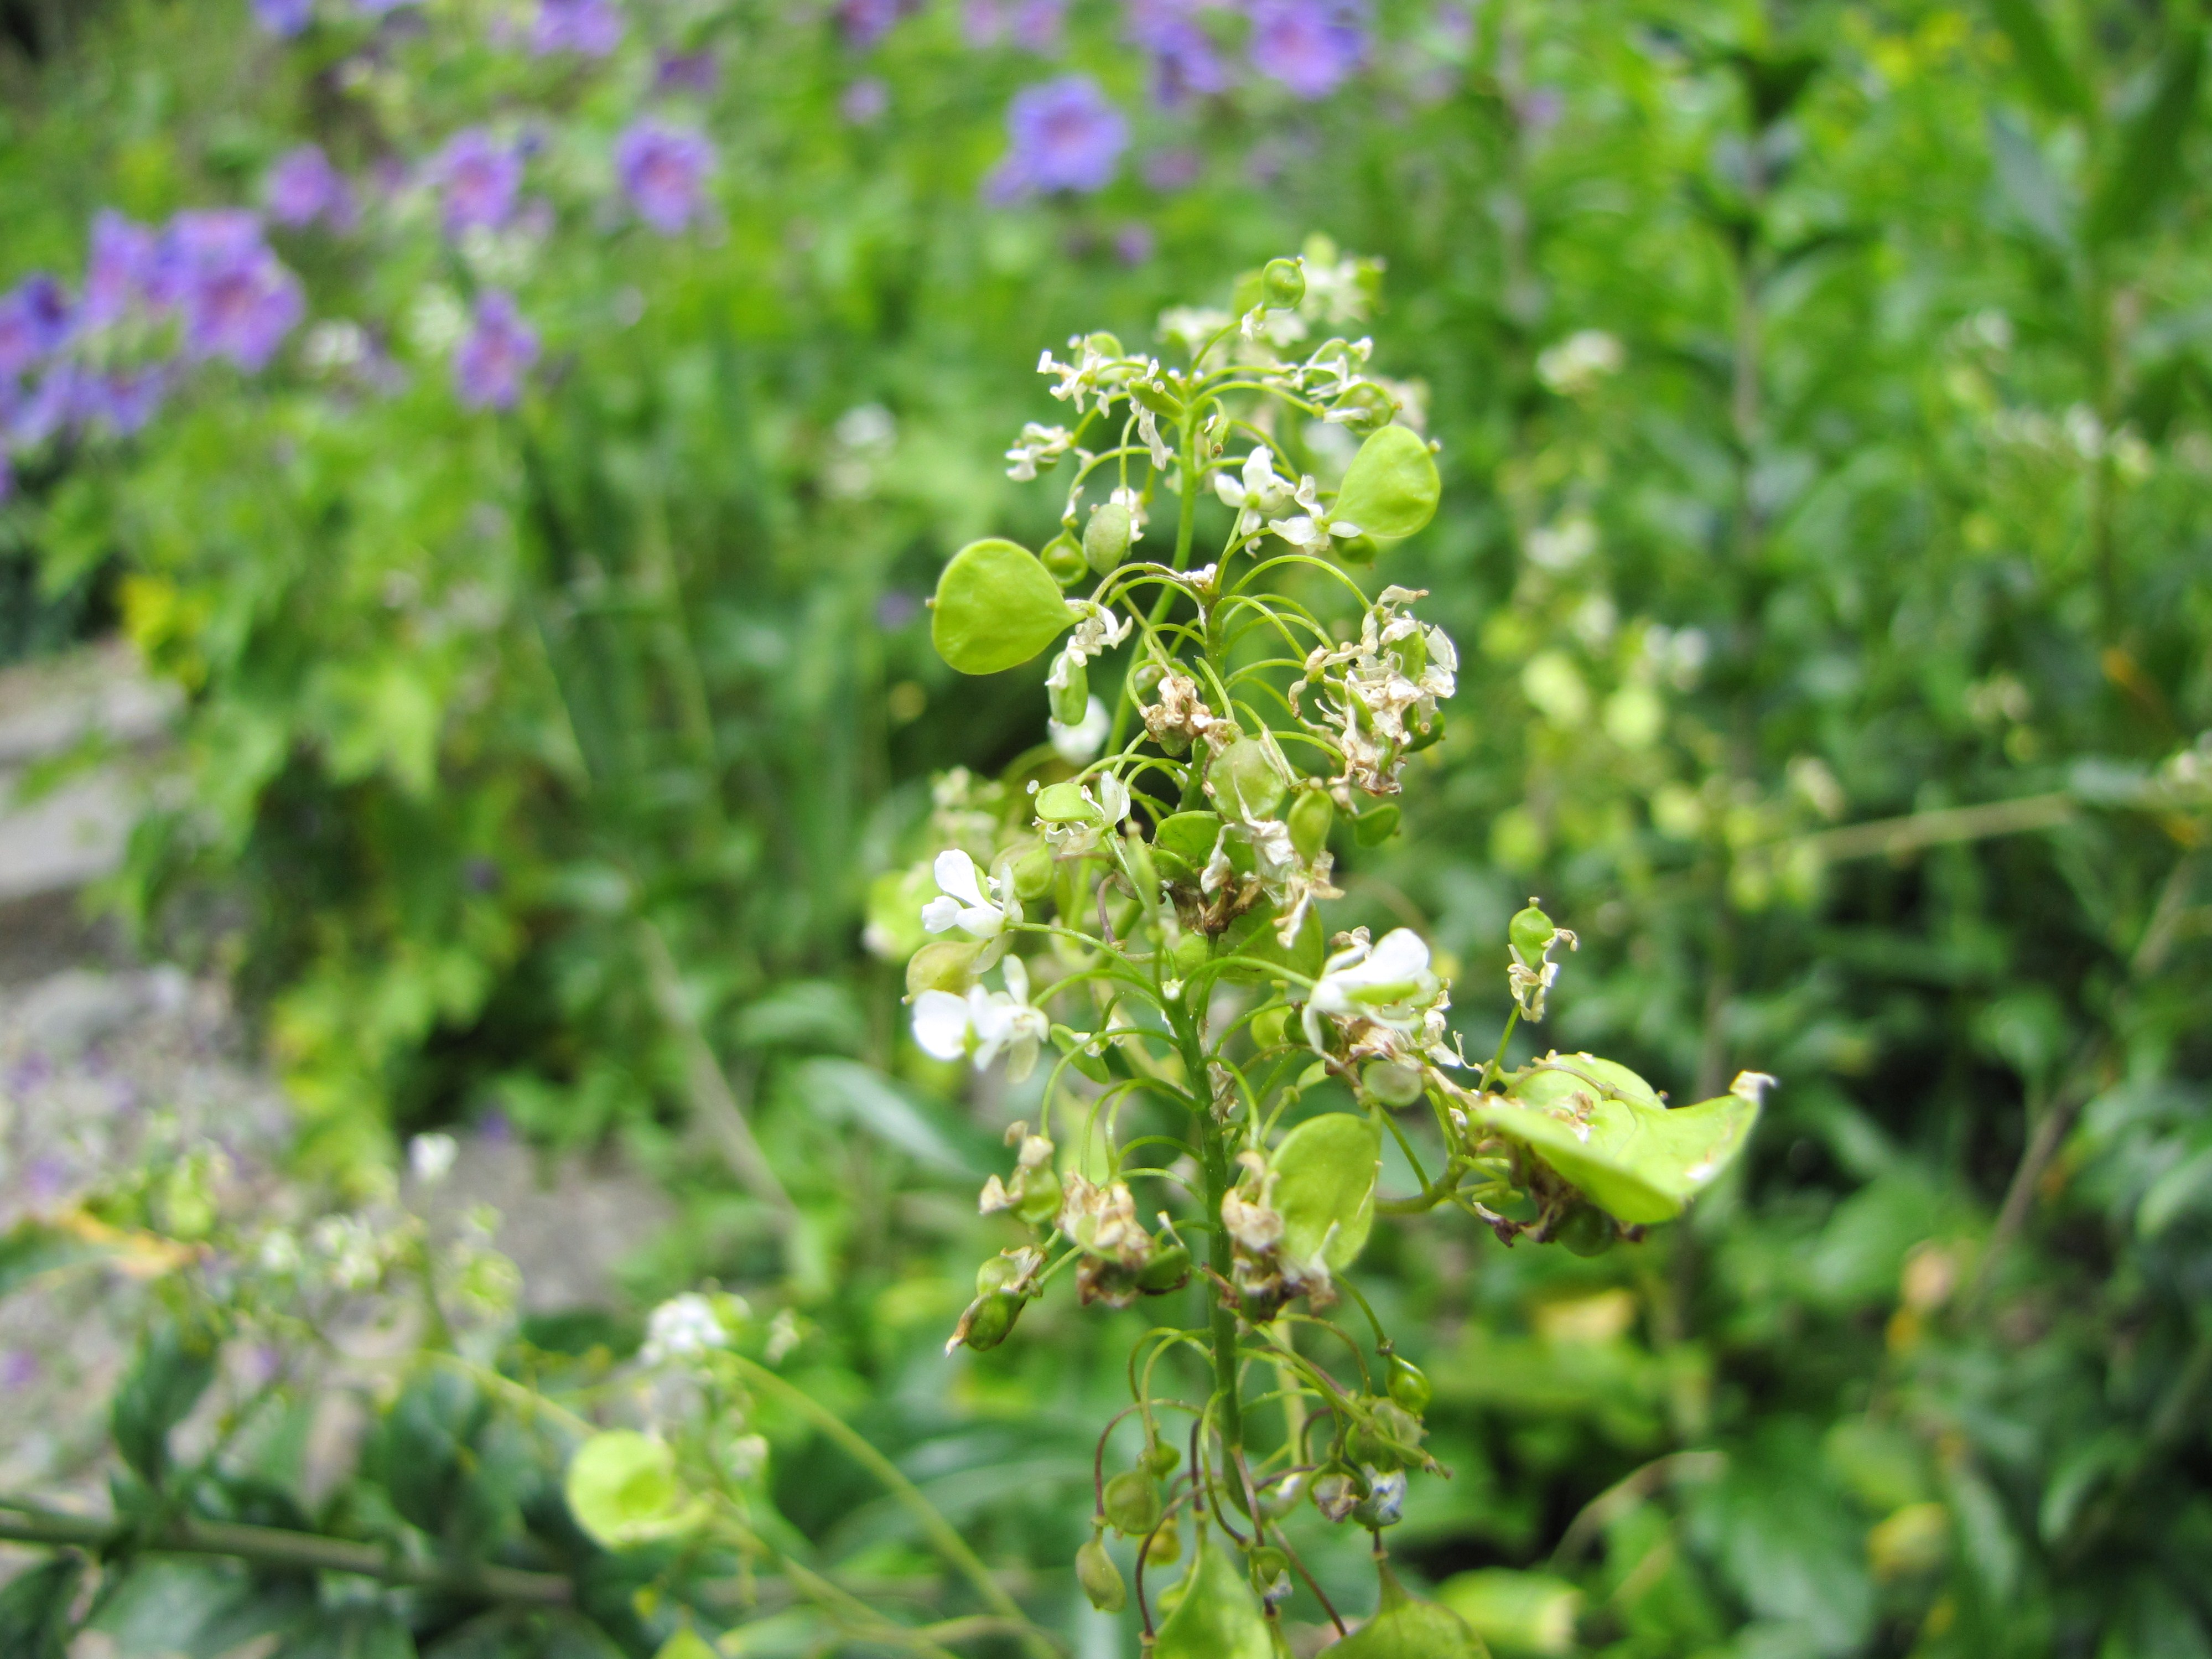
[2, 1, 2209, 1656]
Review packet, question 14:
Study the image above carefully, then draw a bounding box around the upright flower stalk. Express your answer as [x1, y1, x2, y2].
[886, 248, 1770, 1645]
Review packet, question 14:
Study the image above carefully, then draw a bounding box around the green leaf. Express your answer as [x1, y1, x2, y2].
[564, 1430, 699, 1548]
[1481, 1057, 1761, 1225]
[374, 1366, 486, 1534]
[1987, 110, 2075, 253]
[113, 1317, 220, 1485]
[1272, 1113, 1380, 1270]
[1152, 1530, 1274, 1659]
[1439, 1569, 1577, 1656]
[0, 1557, 85, 1659]
[1333, 1563, 1492, 1658]
[272, 1606, 417, 1659]
[795, 1056, 977, 1175]
[1987, 0, 2089, 116]
[652, 1631, 721, 1659]
[929, 538, 1077, 675]
[2089, 26, 2204, 245]
[1334, 426, 1440, 541]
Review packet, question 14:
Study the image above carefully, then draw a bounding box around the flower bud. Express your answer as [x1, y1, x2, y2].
[1143, 1440, 1181, 1478]
[1386, 1353, 1433, 1416]
[1352, 1468, 1407, 1527]
[1260, 1469, 1306, 1519]
[1103, 1469, 1162, 1537]
[1145, 1520, 1181, 1567]
[1207, 736, 1286, 823]
[1050, 658, 1090, 727]
[1261, 257, 1306, 311]
[1077, 1537, 1126, 1613]
[1084, 502, 1133, 573]
[1348, 1399, 1424, 1472]
[1509, 900, 1558, 962]
[1312, 1470, 1359, 1523]
[1249, 1545, 1292, 1604]
[1129, 377, 1183, 418]
[1287, 789, 1333, 863]
[1040, 531, 1089, 588]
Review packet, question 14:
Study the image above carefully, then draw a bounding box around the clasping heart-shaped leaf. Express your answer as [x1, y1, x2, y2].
[1330, 1562, 1493, 1658]
[1479, 1055, 1762, 1226]
[1333, 425, 1440, 541]
[930, 538, 1079, 675]
[1152, 1530, 1274, 1659]
[1272, 1112, 1380, 1271]
[564, 1429, 703, 1548]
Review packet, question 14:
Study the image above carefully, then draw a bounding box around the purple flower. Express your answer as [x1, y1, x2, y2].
[840, 76, 890, 125]
[0, 277, 74, 378]
[1115, 222, 1156, 265]
[986, 75, 1129, 199]
[156, 211, 305, 371]
[253, 0, 315, 34]
[1247, 0, 1366, 98]
[656, 49, 720, 94]
[432, 130, 522, 237]
[0, 1350, 37, 1391]
[839, 0, 922, 50]
[0, 450, 13, 506]
[1143, 147, 1203, 190]
[1127, 1, 1229, 105]
[266, 144, 358, 231]
[83, 212, 158, 328]
[454, 291, 539, 409]
[614, 120, 715, 234]
[964, 0, 1068, 51]
[90, 366, 170, 436]
[531, 0, 623, 56]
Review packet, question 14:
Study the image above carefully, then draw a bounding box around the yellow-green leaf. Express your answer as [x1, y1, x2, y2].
[1273, 1112, 1379, 1270]
[1334, 425, 1440, 541]
[930, 538, 1078, 675]
[1479, 1056, 1761, 1226]
[565, 1430, 699, 1548]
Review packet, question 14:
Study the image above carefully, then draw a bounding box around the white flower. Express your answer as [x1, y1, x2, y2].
[1109, 485, 1149, 543]
[1214, 449, 1295, 535]
[1535, 329, 1626, 397]
[1004, 421, 1075, 481]
[1158, 305, 1234, 359]
[408, 1131, 458, 1186]
[1269, 476, 1362, 553]
[642, 1292, 741, 1366]
[1064, 603, 1134, 668]
[1050, 696, 1110, 764]
[912, 958, 1051, 1082]
[920, 849, 1012, 939]
[1302, 927, 1445, 1052]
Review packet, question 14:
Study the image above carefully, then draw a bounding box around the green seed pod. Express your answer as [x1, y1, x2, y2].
[1208, 736, 1286, 823]
[1328, 381, 1398, 436]
[1131, 659, 1167, 699]
[1249, 1005, 1290, 1050]
[1262, 257, 1306, 311]
[1362, 1060, 1425, 1108]
[1015, 1171, 1064, 1230]
[1084, 503, 1133, 573]
[1103, 1469, 1162, 1537]
[1509, 900, 1556, 962]
[1144, 1440, 1181, 1478]
[1353, 802, 1402, 847]
[958, 1290, 1024, 1351]
[1077, 1537, 1126, 1613]
[1083, 331, 1124, 359]
[1129, 377, 1183, 418]
[975, 1256, 1019, 1295]
[1348, 1399, 1424, 1472]
[1050, 659, 1090, 727]
[1386, 1353, 1433, 1416]
[1287, 789, 1334, 863]
[906, 939, 982, 997]
[1145, 1518, 1181, 1568]
[1137, 1243, 1192, 1294]
[1334, 531, 1382, 566]
[1010, 842, 1056, 903]
[1170, 931, 1209, 981]
[1040, 531, 1089, 588]
[1249, 1545, 1291, 1604]
[1556, 1204, 1618, 1257]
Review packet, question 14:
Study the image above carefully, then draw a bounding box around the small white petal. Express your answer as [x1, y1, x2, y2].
[934, 848, 988, 907]
[912, 990, 972, 1060]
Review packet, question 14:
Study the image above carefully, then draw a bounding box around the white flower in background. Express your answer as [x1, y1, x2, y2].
[641, 1292, 739, 1366]
[1302, 927, 1445, 1053]
[1159, 305, 1234, 359]
[1526, 515, 1597, 572]
[921, 848, 1013, 939]
[1050, 695, 1110, 764]
[1214, 448, 1295, 535]
[408, 1131, 458, 1186]
[1004, 421, 1075, 481]
[1535, 329, 1625, 396]
[913, 957, 1051, 1082]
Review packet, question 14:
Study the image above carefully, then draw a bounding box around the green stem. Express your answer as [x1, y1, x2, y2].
[1108, 411, 1206, 754]
[726, 1356, 1056, 1659]
[1175, 1005, 1245, 1464]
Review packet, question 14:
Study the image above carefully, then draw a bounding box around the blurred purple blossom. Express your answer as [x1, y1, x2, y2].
[157, 212, 305, 371]
[840, 76, 890, 124]
[1114, 222, 1156, 265]
[267, 144, 359, 231]
[0, 1350, 37, 1391]
[1126, 1, 1229, 105]
[356, 0, 421, 14]
[1247, 0, 1366, 98]
[964, 0, 1069, 51]
[455, 291, 539, 409]
[840, 0, 923, 50]
[84, 212, 158, 328]
[1142, 147, 1203, 190]
[0, 277, 74, 378]
[986, 75, 1129, 200]
[876, 590, 921, 629]
[532, 0, 623, 56]
[92, 366, 170, 435]
[0, 450, 13, 505]
[253, 0, 315, 34]
[656, 49, 719, 95]
[432, 130, 523, 237]
[615, 121, 716, 234]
